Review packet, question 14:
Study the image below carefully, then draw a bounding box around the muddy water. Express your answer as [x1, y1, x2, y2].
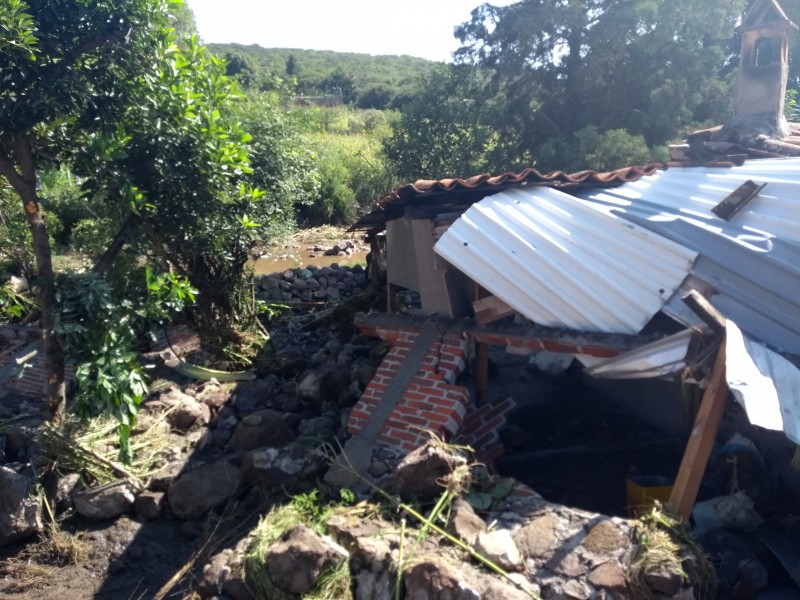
[252, 250, 369, 275]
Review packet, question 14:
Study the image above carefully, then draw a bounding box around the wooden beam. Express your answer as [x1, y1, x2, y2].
[668, 342, 729, 521]
[473, 295, 516, 325]
[682, 290, 726, 335]
[354, 312, 659, 357]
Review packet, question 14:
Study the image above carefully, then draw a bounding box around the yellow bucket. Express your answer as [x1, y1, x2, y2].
[626, 477, 673, 518]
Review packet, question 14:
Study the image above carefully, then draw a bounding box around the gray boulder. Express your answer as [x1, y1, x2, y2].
[229, 410, 296, 452]
[0, 467, 42, 546]
[167, 396, 211, 431]
[446, 498, 486, 546]
[73, 479, 139, 520]
[266, 525, 348, 594]
[393, 443, 467, 500]
[240, 445, 326, 489]
[403, 557, 481, 600]
[475, 529, 522, 572]
[168, 460, 240, 519]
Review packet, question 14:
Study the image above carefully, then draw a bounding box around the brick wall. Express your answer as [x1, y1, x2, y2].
[0, 325, 76, 397]
[348, 326, 471, 453]
[149, 323, 201, 355]
[0, 323, 198, 399]
[456, 395, 516, 466]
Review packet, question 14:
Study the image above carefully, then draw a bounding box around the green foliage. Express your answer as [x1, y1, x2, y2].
[0, 182, 33, 276]
[385, 65, 518, 180]
[0, 280, 35, 322]
[54, 269, 195, 463]
[76, 32, 264, 347]
[39, 168, 89, 248]
[54, 273, 145, 463]
[448, 0, 746, 172]
[320, 69, 359, 104]
[237, 91, 320, 238]
[300, 114, 397, 224]
[538, 126, 665, 172]
[69, 218, 113, 260]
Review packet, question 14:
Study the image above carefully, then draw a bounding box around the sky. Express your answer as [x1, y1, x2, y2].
[186, 0, 516, 62]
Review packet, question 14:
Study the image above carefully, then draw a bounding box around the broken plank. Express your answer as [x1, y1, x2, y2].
[473, 295, 516, 325]
[668, 342, 729, 521]
[682, 290, 726, 335]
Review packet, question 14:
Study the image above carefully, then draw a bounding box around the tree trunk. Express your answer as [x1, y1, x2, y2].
[0, 136, 66, 420]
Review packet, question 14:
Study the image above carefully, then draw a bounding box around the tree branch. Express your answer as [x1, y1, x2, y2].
[38, 33, 115, 91]
[0, 146, 26, 194]
[92, 213, 142, 275]
[11, 135, 36, 187]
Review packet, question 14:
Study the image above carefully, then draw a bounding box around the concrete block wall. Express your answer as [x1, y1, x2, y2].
[348, 325, 471, 453]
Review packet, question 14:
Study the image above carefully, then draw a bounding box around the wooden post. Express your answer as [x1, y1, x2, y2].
[474, 283, 490, 405]
[476, 341, 489, 406]
[668, 342, 729, 521]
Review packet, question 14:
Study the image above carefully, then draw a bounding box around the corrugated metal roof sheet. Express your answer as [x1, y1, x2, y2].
[434, 187, 698, 334]
[581, 157, 800, 354]
[349, 164, 663, 231]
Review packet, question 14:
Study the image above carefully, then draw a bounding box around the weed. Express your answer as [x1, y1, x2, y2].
[244, 490, 353, 600]
[628, 504, 717, 600]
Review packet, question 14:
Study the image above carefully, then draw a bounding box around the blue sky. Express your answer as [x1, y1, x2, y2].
[186, 0, 516, 62]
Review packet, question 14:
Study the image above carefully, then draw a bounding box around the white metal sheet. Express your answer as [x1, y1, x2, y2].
[581, 329, 694, 379]
[434, 187, 697, 334]
[581, 157, 800, 353]
[726, 320, 800, 444]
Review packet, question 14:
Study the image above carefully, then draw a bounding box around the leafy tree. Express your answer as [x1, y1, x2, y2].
[224, 50, 256, 88]
[285, 54, 297, 76]
[0, 0, 175, 418]
[454, 0, 747, 168]
[169, 0, 197, 38]
[357, 86, 393, 110]
[320, 69, 359, 104]
[75, 33, 264, 350]
[237, 91, 320, 238]
[384, 65, 519, 180]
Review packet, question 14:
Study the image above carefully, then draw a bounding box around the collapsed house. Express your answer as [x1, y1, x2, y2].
[333, 0, 800, 579]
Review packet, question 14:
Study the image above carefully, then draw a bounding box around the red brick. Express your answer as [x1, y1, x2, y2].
[357, 324, 379, 337]
[406, 400, 434, 412]
[366, 381, 388, 394]
[540, 341, 581, 354]
[381, 428, 417, 443]
[421, 411, 453, 425]
[348, 408, 371, 422]
[579, 346, 619, 358]
[470, 416, 505, 440]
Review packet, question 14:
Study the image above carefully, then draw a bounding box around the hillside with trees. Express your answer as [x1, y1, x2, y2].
[207, 44, 440, 109]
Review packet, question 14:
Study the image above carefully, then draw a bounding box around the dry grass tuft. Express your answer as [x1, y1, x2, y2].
[0, 559, 58, 593]
[39, 413, 181, 486]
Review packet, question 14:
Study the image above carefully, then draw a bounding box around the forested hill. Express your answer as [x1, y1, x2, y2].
[207, 44, 440, 109]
